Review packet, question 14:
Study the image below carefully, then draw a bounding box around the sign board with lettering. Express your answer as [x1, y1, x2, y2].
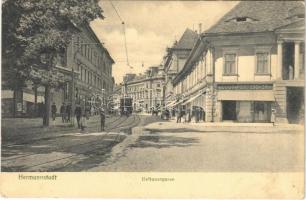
[217, 84, 273, 90]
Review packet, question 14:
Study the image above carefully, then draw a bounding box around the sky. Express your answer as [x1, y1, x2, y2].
[90, 1, 238, 84]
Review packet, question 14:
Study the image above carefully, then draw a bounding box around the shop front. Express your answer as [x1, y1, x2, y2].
[217, 83, 275, 123]
[222, 100, 272, 123]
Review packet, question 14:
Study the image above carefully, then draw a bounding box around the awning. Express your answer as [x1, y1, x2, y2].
[23, 92, 44, 103]
[172, 98, 187, 107]
[2, 90, 13, 99]
[182, 93, 203, 105]
[166, 100, 176, 107]
[218, 90, 275, 101]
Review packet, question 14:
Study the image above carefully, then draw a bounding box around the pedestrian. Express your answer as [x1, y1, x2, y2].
[166, 109, 170, 120]
[271, 108, 276, 126]
[66, 103, 71, 122]
[51, 102, 57, 121]
[99, 107, 106, 131]
[195, 107, 199, 123]
[85, 105, 90, 120]
[176, 109, 181, 123]
[81, 112, 87, 132]
[75, 104, 82, 129]
[60, 103, 66, 123]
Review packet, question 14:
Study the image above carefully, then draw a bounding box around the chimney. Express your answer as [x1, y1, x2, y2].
[199, 23, 202, 34]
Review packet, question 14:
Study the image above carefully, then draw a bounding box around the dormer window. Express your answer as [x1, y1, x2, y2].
[225, 16, 258, 23]
[236, 17, 247, 22]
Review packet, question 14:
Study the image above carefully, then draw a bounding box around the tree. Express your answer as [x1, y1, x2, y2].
[2, 0, 104, 126]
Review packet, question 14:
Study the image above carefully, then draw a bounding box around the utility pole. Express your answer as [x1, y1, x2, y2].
[71, 36, 75, 126]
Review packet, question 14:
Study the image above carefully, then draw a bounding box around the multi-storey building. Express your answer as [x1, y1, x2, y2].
[172, 1, 304, 124]
[111, 84, 122, 113]
[163, 28, 198, 107]
[123, 66, 164, 112]
[70, 24, 114, 110]
[2, 23, 114, 117]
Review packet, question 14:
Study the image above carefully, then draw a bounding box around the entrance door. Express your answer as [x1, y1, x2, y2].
[222, 101, 237, 120]
[287, 87, 304, 124]
[283, 42, 295, 80]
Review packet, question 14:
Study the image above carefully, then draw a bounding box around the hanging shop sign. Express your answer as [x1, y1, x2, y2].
[217, 84, 273, 90]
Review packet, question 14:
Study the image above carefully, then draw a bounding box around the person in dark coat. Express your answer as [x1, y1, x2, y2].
[99, 107, 106, 131]
[60, 103, 66, 123]
[51, 102, 57, 121]
[66, 103, 71, 122]
[176, 109, 182, 123]
[75, 104, 82, 129]
[85, 105, 90, 120]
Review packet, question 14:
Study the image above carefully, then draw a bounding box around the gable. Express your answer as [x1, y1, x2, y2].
[275, 20, 305, 33]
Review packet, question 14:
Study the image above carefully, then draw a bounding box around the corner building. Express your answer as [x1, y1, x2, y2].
[172, 1, 304, 124]
[123, 66, 164, 112]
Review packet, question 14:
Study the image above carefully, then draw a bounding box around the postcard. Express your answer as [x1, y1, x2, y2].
[1, 0, 304, 198]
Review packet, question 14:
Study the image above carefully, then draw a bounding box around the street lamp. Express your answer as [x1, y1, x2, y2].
[101, 88, 105, 108]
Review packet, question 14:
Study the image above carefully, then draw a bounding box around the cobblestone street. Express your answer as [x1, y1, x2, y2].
[88, 121, 304, 172]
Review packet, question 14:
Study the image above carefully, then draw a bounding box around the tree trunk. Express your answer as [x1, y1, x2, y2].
[34, 85, 38, 117]
[43, 85, 51, 126]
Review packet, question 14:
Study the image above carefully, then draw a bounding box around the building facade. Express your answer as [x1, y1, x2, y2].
[172, 1, 304, 124]
[123, 66, 164, 112]
[163, 29, 198, 108]
[2, 23, 114, 117]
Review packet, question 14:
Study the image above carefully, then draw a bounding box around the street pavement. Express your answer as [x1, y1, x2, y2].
[88, 121, 304, 172]
[1, 114, 162, 172]
[2, 116, 304, 172]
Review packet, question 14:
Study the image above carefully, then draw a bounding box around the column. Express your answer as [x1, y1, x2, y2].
[277, 41, 283, 80]
[294, 41, 300, 79]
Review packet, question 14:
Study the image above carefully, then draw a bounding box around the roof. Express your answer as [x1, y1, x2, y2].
[205, 1, 304, 35]
[83, 23, 115, 64]
[173, 28, 198, 49]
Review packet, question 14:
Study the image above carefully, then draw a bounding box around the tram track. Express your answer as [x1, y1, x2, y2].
[2, 115, 130, 161]
[2, 115, 123, 148]
[2, 114, 142, 171]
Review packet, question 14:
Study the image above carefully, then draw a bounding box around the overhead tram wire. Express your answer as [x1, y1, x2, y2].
[109, 0, 134, 69]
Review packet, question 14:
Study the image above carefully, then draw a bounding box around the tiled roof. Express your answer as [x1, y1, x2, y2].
[173, 28, 198, 49]
[205, 1, 304, 34]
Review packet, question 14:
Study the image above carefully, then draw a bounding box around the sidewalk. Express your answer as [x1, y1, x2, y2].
[144, 120, 304, 133]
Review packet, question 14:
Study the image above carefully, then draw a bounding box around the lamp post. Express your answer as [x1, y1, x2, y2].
[101, 88, 105, 108]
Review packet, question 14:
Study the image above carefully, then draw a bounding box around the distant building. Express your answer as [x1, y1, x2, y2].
[172, 1, 304, 124]
[122, 66, 165, 112]
[2, 23, 114, 117]
[111, 84, 122, 113]
[162, 28, 198, 108]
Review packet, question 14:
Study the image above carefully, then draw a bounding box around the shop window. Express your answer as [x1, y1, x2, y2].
[256, 52, 269, 74]
[222, 101, 237, 120]
[253, 101, 271, 122]
[224, 53, 237, 75]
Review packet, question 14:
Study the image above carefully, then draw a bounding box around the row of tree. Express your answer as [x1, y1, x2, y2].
[2, 0, 104, 126]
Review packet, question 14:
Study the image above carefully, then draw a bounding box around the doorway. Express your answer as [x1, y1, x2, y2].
[222, 101, 237, 120]
[287, 87, 304, 124]
[282, 42, 295, 80]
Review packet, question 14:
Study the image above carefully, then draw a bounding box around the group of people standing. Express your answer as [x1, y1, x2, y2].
[174, 107, 205, 123]
[50, 102, 106, 132]
[51, 102, 72, 122]
[74, 104, 106, 132]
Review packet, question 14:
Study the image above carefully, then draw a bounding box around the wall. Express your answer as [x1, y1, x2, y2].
[214, 45, 278, 83]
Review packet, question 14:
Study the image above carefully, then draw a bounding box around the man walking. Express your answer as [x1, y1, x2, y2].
[75, 104, 82, 129]
[176, 109, 181, 123]
[51, 102, 57, 121]
[60, 103, 66, 123]
[66, 103, 71, 122]
[99, 107, 106, 131]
